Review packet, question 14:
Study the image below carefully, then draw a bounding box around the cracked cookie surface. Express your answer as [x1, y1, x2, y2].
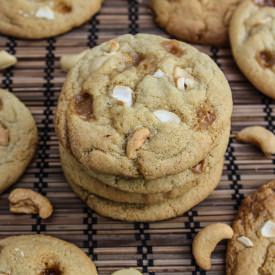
[0, 89, 37, 193]
[226, 180, 275, 275]
[151, 0, 241, 46]
[0, 235, 98, 275]
[55, 34, 232, 179]
[67, 160, 224, 222]
[230, 0, 275, 99]
[0, 0, 103, 39]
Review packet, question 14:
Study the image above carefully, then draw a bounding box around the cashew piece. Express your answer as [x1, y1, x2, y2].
[126, 128, 150, 159]
[192, 223, 233, 271]
[0, 50, 17, 70]
[60, 50, 88, 72]
[236, 126, 275, 156]
[9, 188, 53, 219]
[112, 268, 142, 275]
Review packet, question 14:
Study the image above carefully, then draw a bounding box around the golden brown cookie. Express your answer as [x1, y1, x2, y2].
[226, 180, 275, 274]
[230, 0, 275, 99]
[55, 34, 232, 179]
[0, 89, 37, 193]
[0, 235, 98, 274]
[151, 0, 241, 46]
[60, 124, 230, 197]
[66, 160, 224, 222]
[0, 0, 103, 39]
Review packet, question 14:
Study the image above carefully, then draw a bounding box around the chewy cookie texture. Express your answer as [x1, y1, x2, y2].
[151, 0, 241, 46]
[0, 235, 98, 275]
[227, 180, 275, 275]
[0, 89, 37, 194]
[56, 34, 232, 179]
[230, 0, 275, 99]
[0, 0, 103, 39]
[56, 34, 232, 222]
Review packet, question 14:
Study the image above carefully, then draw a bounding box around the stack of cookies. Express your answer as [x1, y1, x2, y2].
[56, 34, 233, 222]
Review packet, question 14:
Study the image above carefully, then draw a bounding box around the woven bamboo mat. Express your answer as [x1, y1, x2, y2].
[0, 1, 274, 274]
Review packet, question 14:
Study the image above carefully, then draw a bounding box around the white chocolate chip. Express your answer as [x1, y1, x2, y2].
[237, 236, 254, 248]
[174, 66, 195, 89]
[153, 69, 165, 78]
[153, 110, 181, 124]
[14, 248, 25, 257]
[177, 77, 186, 91]
[261, 220, 275, 238]
[35, 6, 55, 20]
[112, 86, 133, 107]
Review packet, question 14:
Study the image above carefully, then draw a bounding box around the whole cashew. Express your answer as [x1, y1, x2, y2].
[0, 50, 17, 70]
[60, 50, 88, 72]
[9, 188, 53, 219]
[112, 268, 142, 275]
[192, 223, 233, 271]
[236, 126, 275, 156]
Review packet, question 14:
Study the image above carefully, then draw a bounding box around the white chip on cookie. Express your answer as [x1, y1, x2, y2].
[35, 6, 55, 20]
[153, 69, 165, 78]
[153, 110, 181, 124]
[174, 67, 195, 89]
[261, 220, 275, 238]
[237, 236, 254, 247]
[177, 77, 186, 90]
[112, 86, 133, 107]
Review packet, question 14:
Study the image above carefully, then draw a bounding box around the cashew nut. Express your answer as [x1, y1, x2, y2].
[112, 268, 142, 275]
[60, 50, 88, 72]
[192, 223, 233, 271]
[0, 50, 17, 70]
[236, 126, 275, 156]
[126, 128, 150, 159]
[9, 188, 53, 219]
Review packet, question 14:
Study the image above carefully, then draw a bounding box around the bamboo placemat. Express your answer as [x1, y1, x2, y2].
[0, 1, 274, 274]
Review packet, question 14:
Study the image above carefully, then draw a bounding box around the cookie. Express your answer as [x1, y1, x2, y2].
[67, 160, 224, 222]
[0, 89, 37, 193]
[61, 124, 230, 196]
[55, 34, 232, 179]
[0, 235, 98, 274]
[151, 0, 241, 46]
[0, 0, 103, 39]
[226, 180, 275, 274]
[230, 0, 275, 99]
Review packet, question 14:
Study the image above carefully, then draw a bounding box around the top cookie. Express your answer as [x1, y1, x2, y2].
[226, 180, 275, 274]
[0, 234, 98, 275]
[151, 0, 241, 46]
[230, 0, 275, 99]
[0, 0, 103, 39]
[0, 89, 37, 193]
[55, 34, 232, 179]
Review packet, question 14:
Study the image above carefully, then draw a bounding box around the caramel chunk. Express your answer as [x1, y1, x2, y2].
[54, 1, 72, 13]
[41, 264, 62, 275]
[161, 41, 184, 57]
[74, 93, 93, 120]
[256, 50, 275, 68]
[196, 105, 216, 130]
[192, 160, 205, 174]
[137, 55, 158, 75]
